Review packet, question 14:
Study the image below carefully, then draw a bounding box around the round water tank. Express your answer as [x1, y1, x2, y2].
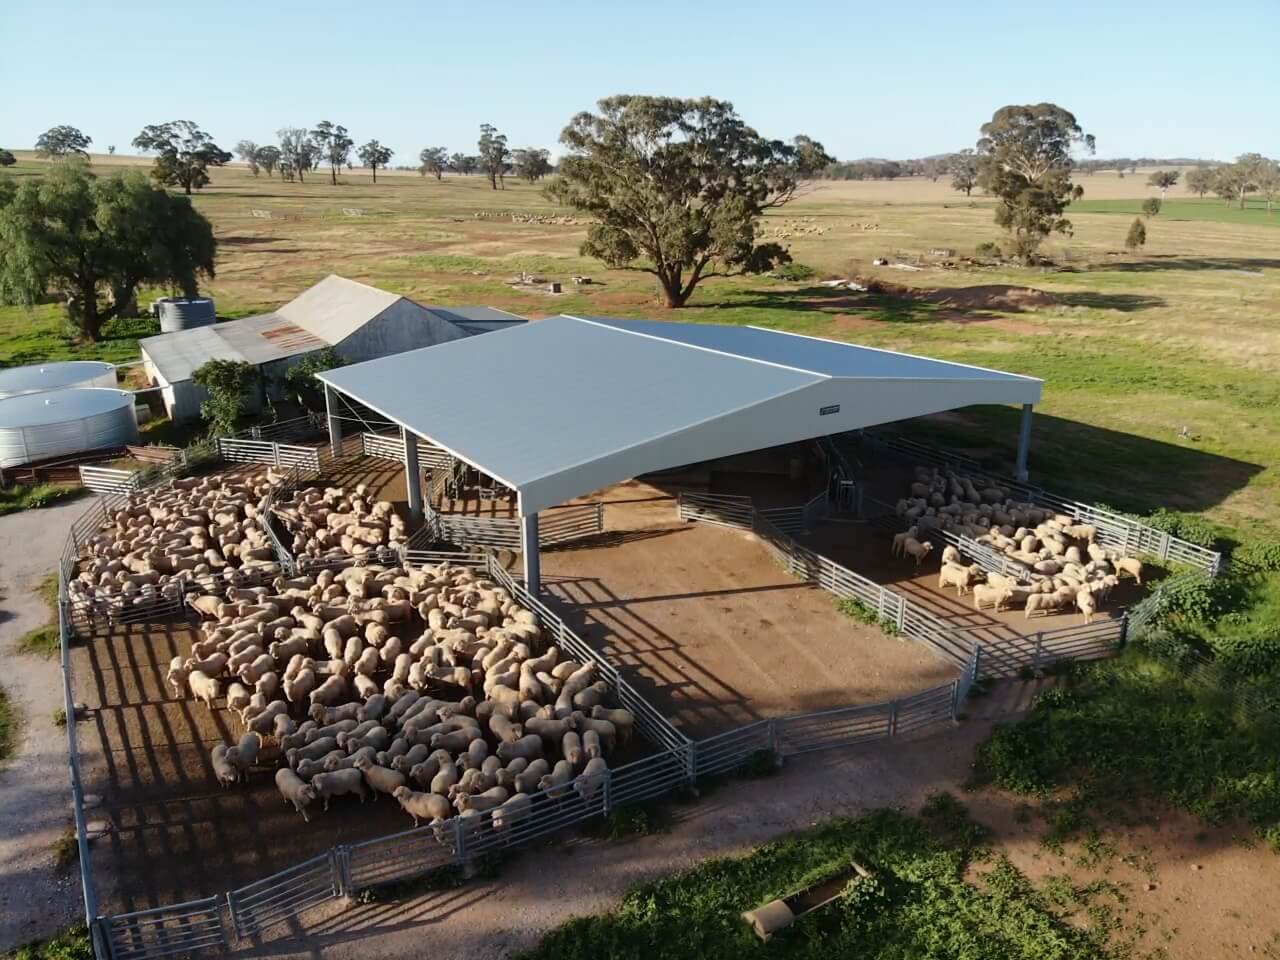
[0, 388, 140, 468]
[0, 360, 117, 399]
[157, 297, 217, 332]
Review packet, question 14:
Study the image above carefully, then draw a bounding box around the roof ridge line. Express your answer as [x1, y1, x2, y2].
[564, 315, 831, 380]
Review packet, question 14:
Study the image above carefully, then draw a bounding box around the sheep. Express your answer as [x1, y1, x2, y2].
[211, 743, 239, 787]
[454, 785, 510, 814]
[1025, 589, 1074, 618]
[591, 706, 634, 744]
[538, 759, 575, 798]
[524, 714, 575, 742]
[1115, 557, 1144, 584]
[891, 526, 920, 559]
[562, 731, 584, 769]
[248, 700, 290, 736]
[973, 583, 1014, 613]
[311, 769, 368, 810]
[582, 729, 602, 760]
[429, 761, 459, 797]
[492, 792, 532, 831]
[574, 757, 608, 803]
[391, 786, 453, 826]
[311, 701, 360, 724]
[230, 732, 261, 775]
[1076, 589, 1097, 624]
[496, 734, 543, 763]
[513, 758, 550, 794]
[938, 562, 981, 596]
[353, 755, 407, 799]
[187, 670, 221, 710]
[275, 768, 317, 821]
[940, 544, 961, 566]
[309, 674, 348, 707]
[902, 538, 934, 567]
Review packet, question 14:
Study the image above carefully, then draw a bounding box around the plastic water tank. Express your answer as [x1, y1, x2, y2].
[157, 297, 217, 332]
[0, 388, 140, 468]
[0, 361, 117, 398]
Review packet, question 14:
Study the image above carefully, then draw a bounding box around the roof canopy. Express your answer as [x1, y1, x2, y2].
[319, 315, 1042, 516]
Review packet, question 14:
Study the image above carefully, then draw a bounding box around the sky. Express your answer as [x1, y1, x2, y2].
[3, 0, 1277, 165]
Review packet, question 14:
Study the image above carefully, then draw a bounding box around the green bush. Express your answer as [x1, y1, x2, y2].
[770, 262, 817, 281]
[836, 597, 901, 637]
[975, 241, 1001, 257]
[1143, 508, 1220, 549]
[1232, 538, 1280, 574]
[1156, 572, 1247, 624]
[7, 924, 93, 960]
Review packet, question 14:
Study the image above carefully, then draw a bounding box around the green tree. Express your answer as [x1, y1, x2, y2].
[0, 163, 216, 341]
[356, 140, 393, 182]
[35, 125, 92, 159]
[1253, 157, 1280, 214]
[1125, 217, 1146, 251]
[1185, 165, 1216, 198]
[256, 145, 281, 178]
[0, 150, 15, 167]
[477, 124, 509, 190]
[548, 95, 833, 308]
[1146, 169, 1179, 198]
[512, 147, 552, 183]
[192, 359, 257, 436]
[311, 121, 354, 185]
[283, 348, 348, 409]
[1214, 159, 1256, 208]
[235, 140, 261, 176]
[948, 148, 978, 196]
[1141, 197, 1162, 217]
[277, 128, 316, 182]
[450, 152, 477, 175]
[419, 147, 448, 180]
[975, 103, 1094, 262]
[132, 121, 231, 195]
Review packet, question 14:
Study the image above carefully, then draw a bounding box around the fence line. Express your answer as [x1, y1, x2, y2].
[216, 437, 322, 473]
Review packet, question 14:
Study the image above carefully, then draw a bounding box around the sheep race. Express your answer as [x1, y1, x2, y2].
[891, 464, 1145, 623]
[69, 464, 635, 842]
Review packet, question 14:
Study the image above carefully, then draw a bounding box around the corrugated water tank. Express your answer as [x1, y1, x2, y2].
[0, 361, 117, 398]
[0, 388, 140, 468]
[157, 297, 217, 332]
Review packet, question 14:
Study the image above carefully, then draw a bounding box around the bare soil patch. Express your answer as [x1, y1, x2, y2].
[540, 481, 956, 738]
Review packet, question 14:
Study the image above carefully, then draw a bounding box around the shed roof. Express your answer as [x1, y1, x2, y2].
[277, 275, 402, 343]
[318, 315, 1043, 515]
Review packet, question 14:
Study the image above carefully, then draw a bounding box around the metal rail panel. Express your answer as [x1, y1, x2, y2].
[103, 897, 227, 960]
[226, 852, 338, 939]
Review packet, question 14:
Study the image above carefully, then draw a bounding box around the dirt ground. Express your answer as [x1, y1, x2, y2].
[538, 480, 956, 739]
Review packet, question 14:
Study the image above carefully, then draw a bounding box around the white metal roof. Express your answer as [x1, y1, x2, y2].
[139, 275, 526, 384]
[319, 315, 1043, 515]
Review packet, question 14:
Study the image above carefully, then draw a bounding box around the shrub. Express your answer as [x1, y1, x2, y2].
[975, 241, 1001, 257]
[1232, 538, 1280, 574]
[836, 597, 901, 637]
[192, 358, 257, 437]
[1124, 218, 1146, 251]
[1143, 508, 1220, 550]
[771, 262, 817, 282]
[1141, 197, 1162, 217]
[9, 925, 93, 960]
[1157, 572, 1247, 624]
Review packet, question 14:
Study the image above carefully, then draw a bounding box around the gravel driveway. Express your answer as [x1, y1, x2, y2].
[0, 497, 90, 950]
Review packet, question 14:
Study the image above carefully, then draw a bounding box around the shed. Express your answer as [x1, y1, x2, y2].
[139, 276, 524, 421]
[317, 315, 1044, 592]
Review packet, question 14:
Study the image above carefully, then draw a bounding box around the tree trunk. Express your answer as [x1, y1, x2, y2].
[372, 165, 377, 183]
[330, 166, 337, 186]
[74, 287, 102, 342]
[184, 181, 192, 196]
[657, 273, 688, 308]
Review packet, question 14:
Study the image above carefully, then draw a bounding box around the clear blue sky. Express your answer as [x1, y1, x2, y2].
[4, 0, 1276, 164]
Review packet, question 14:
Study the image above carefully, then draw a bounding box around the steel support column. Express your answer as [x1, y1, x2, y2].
[403, 427, 422, 521]
[325, 385, 343, 457]
[521, 513, 540, 594]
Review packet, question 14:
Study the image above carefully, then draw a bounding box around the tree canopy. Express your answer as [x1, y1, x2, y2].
[0, 162, 216, 341]
[0, 150, 15, 168]
[419, 147, 448, 179]
[132, 121, 231, 194]
[547, 95, 832, 308]
[1125, 217, 1146, 251]
[1185, 165, 1216, 198]
[357, 140, 393, 182]
[1214, 157, 1258, 208]
[35, 125, 92, 159]
[450, 152, 477, 175]
[477, 124, 510, 190]
[975, 103, 1094, 262]
[277, 128, 317, 183]
[256, 145, 281, 178]
[513, 147, 553, 183]
[283, 348, 348, 409]
[311, 121, 353, 185]
[1141, 197, 1162, 217]
[192, 359, 257, 437]
[236, 140, 261, 176]
[949, 149, 978, 196]
[1146, 169, 1179, 197]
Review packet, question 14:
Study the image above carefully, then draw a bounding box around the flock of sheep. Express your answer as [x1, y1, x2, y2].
[68, 471, 286, 618]
[892, 465, 1145, 623]
[270, 482, 407, 563]
[167, 555, 633, 834]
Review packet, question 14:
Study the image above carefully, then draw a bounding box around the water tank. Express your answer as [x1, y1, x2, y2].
[157, 297, 217, 332]
[0, 361, 117, 398]
[0, 388, 140, 468]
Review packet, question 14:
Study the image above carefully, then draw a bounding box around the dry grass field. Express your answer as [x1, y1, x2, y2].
[3, 152, 1275, 537]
